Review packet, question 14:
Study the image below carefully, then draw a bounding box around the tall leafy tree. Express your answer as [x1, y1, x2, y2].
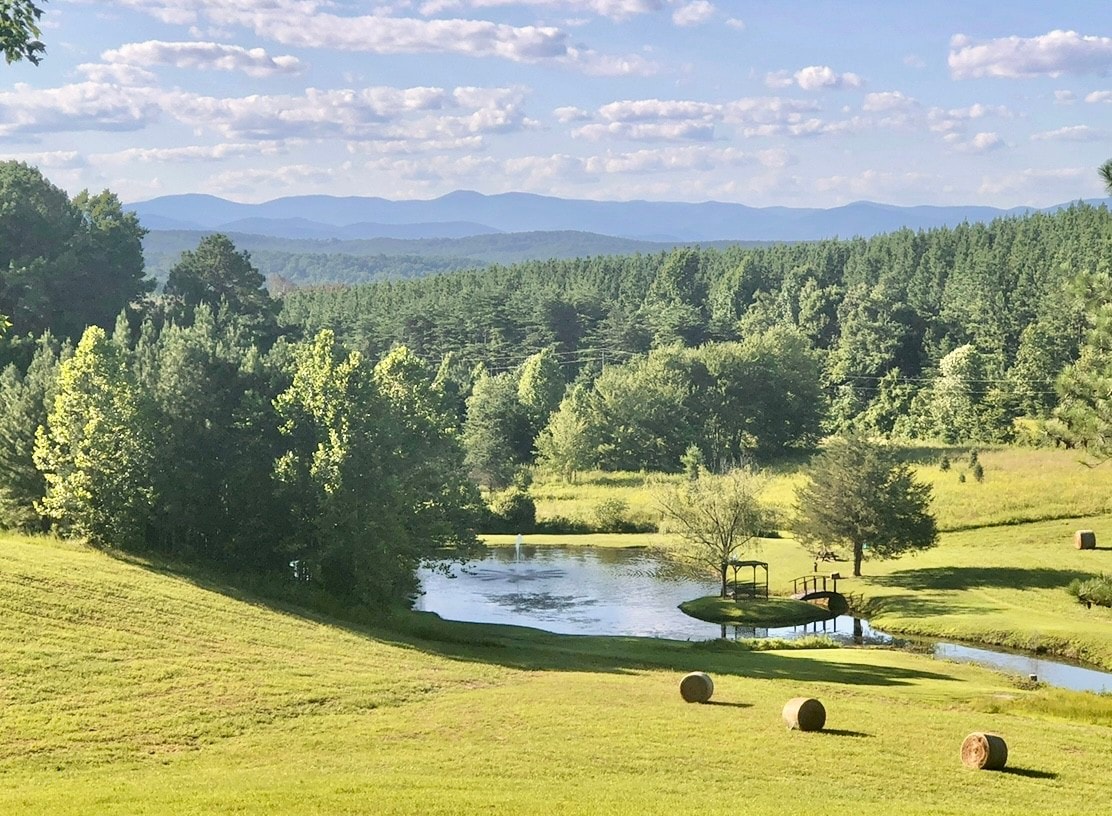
[794, 435, 937, 577]
[462, 370, 531, 489]
[275, 330, 477, 607]
[33, 326, 156, 549]
[0, 162, 151, 338]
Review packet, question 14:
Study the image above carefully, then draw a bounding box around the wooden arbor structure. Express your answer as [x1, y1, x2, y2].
[726, 559, 769, 599]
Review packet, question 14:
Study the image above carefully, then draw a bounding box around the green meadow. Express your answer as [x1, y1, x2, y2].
[4, 446, 1112, 814]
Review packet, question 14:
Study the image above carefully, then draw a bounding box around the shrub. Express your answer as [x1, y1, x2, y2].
[487, 488, 536, 533]
[593, 498, 631, 532]
[1068, 574, 1112, 608]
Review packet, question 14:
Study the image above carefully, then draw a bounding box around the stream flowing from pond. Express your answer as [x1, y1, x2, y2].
[417, 545, 1112, 693]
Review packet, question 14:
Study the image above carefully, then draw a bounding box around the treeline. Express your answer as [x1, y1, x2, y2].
[0, 161, 480, 609]
[282, 203, 1112, 464]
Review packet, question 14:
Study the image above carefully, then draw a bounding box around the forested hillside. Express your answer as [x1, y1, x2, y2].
[3, 158, 1112, 610]
[281, 203, 1112, 470]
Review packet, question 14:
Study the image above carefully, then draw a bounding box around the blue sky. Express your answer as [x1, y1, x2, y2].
[2, 1, 1110, 207]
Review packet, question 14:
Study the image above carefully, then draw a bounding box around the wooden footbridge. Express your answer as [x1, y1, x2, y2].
[790, 573, 849, 615]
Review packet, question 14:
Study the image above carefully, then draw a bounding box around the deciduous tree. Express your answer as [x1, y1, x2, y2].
[656, 468, 767, 598]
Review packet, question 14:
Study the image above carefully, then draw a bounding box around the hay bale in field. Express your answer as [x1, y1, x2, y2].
[961, 732, 1008, 770]
[782, 697, 825, 731]
[1075, 530, 1097, 550]
[679, 671, 714, 703]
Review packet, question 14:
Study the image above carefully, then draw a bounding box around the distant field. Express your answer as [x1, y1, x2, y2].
[3, 533, 1112, 815]
[531, 447, 1112, 534]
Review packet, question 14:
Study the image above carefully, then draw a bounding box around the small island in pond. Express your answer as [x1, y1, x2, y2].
[679, 596, 835, 627]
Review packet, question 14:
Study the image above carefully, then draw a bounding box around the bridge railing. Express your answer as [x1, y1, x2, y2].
[791, 573, 840, 595]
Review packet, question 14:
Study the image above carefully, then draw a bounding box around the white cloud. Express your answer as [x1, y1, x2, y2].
[814, 169, 933, 200]
[672, 1, 715, 27]
[101, 0, 650, 73]
[567, 95, 829, 142]
[978, 167, 1087, 198]
[0, 82, 161, 135]
[0, 150, 86, 169]
[554, 106, 591, 123]
[418, 1, 665, 21]
[947, 131, 1004, 153]
[794, 65, 863, 91]
[76, 62, 157, 86]
[165, 84, 533, 142]
[863, 91, 916, 112]
[1086, 90, 1112, 103]
[101, 41, 304, 78]
[204, 163, 338, 196]
[767, 65, 863, 91]
[725, 18, 744, 31]
[1054, 90, 1077, 104]
[763, 71, 794, 89]
[903, 54, 926, 69]
[94, 143, 289, 163]
[950, 30, 1112, 79]
[1030, 125, 1102, 141]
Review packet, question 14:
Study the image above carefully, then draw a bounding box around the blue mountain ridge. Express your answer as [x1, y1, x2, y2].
[127, 190, 1107, 243]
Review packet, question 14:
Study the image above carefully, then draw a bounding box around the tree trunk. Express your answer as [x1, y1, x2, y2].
[853, 543, 863, 577]
[721, 563, 728, 598]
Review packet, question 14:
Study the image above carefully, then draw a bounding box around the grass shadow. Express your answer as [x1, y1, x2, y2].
[871, 566, 1090, 592]
[702, 700, 753, 709]
[1000, 767, 1058, 780]
[817, 728, 872, 738]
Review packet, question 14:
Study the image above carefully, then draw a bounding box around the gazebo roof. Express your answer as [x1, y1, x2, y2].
[726, 559, 768, 569]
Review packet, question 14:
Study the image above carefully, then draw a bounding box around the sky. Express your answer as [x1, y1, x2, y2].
[1, 0, 1111, 208]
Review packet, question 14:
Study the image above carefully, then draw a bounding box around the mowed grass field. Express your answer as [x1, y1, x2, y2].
[3, 533, 1112, 815]
[4, 446, 1112, 814]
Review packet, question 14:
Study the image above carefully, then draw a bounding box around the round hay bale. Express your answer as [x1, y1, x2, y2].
[960, 732, 1008, 770]
[679, 671, 714, 703]
[782, 697, 826, 731]
[1075, 530, 1097, 550]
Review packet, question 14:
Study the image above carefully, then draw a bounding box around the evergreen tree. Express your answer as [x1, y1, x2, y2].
[0, 332, 65, 529]
[794, 435, 937, 577]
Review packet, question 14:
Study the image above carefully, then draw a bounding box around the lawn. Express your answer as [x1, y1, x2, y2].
[3, 533, 1112, 814]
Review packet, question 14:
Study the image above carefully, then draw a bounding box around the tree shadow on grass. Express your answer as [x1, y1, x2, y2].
[870, 566, 1089, 592]
[999, 767, 1058, 780]
[862, 593, 993, 619]
[116, 549, 967, 687]
[816, 728, 872, 738]
[703, 701, 752, 709]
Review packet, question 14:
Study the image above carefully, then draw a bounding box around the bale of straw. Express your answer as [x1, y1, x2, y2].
[679, 671, 714, 703]
[1075, 530, 1097, 550]
[961, 732, 1008, 770]
[782, 697, 826, 731]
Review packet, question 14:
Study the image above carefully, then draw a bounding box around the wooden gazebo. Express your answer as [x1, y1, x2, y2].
[726, 559, 769, 599]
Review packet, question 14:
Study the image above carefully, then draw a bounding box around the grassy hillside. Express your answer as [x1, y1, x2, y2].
[3, 532, 1112, 814]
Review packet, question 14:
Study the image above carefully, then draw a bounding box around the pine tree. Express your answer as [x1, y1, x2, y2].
[794, 435, 937, 577]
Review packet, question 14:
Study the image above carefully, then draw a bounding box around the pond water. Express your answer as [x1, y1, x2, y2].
[418, 544, 1112, 693]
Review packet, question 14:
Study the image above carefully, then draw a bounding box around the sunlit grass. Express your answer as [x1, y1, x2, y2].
[3, 532, 1111, 814]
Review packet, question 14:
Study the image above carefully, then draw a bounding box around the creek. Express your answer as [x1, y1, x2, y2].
[417, 544, 1112, 693]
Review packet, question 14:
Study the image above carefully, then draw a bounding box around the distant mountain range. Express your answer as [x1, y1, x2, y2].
[128, 190, 1110, 244]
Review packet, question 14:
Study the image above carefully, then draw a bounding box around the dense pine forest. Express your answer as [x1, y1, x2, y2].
[281, 203, 1112, 468]
[2, 158, 1111, 609]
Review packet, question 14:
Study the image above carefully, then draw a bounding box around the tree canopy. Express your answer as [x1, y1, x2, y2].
[1, 1, 45, 65]
[794, 435, 938, 577]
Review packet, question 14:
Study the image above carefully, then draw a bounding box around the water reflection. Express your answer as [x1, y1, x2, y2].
[419, 545, 1112, 692]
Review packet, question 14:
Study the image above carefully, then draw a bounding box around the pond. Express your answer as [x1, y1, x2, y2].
[417, 544, 1112, 693]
